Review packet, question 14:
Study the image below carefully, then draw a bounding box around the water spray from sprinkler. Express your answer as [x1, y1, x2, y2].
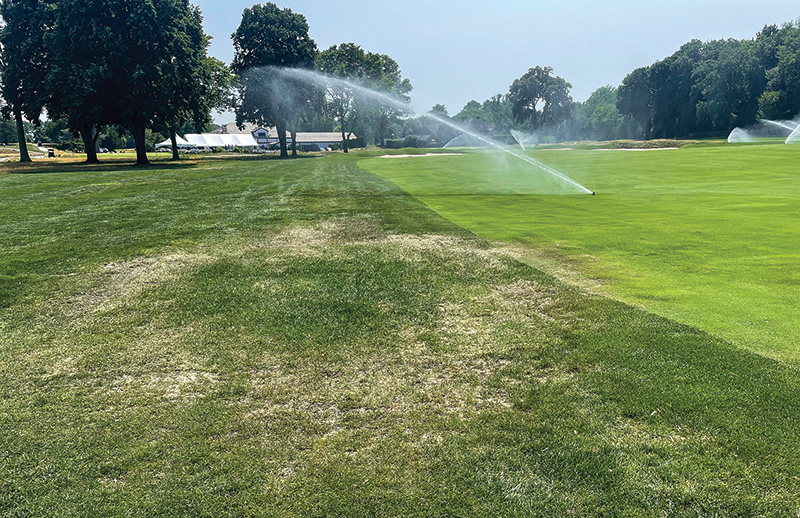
[728, 119, 800, 144]
[786, 123, 800, 144]
[271, 67, 595, 195]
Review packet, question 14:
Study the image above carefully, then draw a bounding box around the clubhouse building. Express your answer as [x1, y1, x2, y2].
[215, 122, 357, 151]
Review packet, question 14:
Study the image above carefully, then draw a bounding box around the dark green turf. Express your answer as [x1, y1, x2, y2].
[1, 154, 799, 516]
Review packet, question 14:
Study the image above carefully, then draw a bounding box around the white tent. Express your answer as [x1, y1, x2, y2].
[155, 134, 258, 150]
[184, 133, 258, 148]
[155, 135, 192, 148]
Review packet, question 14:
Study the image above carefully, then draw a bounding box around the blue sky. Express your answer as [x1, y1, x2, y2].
[193, 0, 799, 121]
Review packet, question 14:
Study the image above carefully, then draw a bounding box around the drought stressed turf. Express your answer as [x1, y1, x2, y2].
[1, 154, 800, 515]
[362, 144, 800, 363]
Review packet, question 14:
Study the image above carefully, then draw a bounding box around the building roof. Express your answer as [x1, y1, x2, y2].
[212, 122, 262, 135]
[295, 132, 357, 143]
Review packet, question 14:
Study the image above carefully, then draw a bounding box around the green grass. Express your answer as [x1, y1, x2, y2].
[361, 144, 800, 363]
[2, 153, 800, 515]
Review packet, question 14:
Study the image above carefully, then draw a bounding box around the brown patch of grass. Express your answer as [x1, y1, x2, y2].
[495, 279, 559, 321]
[498, 242, 604, 293]
[107, 370, 219, 402]
[241, 349, 517, 429]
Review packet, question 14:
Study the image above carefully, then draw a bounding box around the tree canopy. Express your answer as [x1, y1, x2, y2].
[509, 66, 574, 133]
[43, 0, 219, 164]
[232, 2, 317, 158]
[316, 43, 411, 152]
[0, 0, 225, 164]
[616, 22, 800, 139]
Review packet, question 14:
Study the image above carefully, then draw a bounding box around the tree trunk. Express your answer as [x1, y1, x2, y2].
[170, 130, 179, 160]
[131, 121, 149, 165]
[290, 129, 297, 157]
[341, 127, 349, 153]
[378, 113, 388, 147]
[14, 109, 32, 163]
[276, 119, 288, 158]
[79, 123, 99, 164]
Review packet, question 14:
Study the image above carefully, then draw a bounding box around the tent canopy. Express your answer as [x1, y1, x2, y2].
[185, 134, 258, 148]
[155, 136, 192, 148]
[155, 134, 258, 149]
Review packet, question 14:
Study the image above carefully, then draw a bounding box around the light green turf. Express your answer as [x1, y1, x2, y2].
[360, 145, 800, 362]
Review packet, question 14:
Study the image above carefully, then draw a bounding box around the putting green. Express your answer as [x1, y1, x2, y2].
[361, 145, 800, 363]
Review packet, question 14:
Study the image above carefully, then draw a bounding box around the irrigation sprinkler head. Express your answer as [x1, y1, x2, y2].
[591, 192, 595, 195]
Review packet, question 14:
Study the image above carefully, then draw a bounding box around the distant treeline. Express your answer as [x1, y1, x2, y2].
[619, 21, 800, 139]
[438, 20, 800, 142]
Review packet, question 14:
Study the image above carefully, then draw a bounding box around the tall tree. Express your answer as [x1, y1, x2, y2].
[0, 0, 54, 163]
[455, 100, 484, 121]
[428, 104, 449, 118]
[315, 43, 368, 153]
[48, 0, 209, 165]
[316, 43, 410, 151]
[693, 39, 764, 134]
[617, 67, 653, 139]
[423, 104, 457, 146]
[153, 4, 214, 160]
[232, 3, 317, 158]
[648, 40, 703, 138]
[481, 94, 514, 134]
[360, 52, 412, 146]
[577, 86, 628, 140]
[758, 21, 800, 120]
[509, 66, 574, 133]
[156, 42, 236, 159]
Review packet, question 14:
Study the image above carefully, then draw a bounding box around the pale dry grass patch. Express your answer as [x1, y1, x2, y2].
[40, 252, 215, 323]
[93, 253, 214, 311]
[107, 369, 220, 402]
[377, 234, 510, 270]
[240, 347, 520, 434]
[495, 279, 559, 322]
[498, 242, 604, 293]
[248, 227, 330, 258]
[11, 220, 573, 423]
[437, 298, 502, 349]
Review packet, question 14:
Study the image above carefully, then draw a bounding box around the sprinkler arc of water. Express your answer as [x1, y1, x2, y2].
[786, 123, 800, 144]
[510, 129, 539, 151]
[762, 119, 798, 134]
[273, 67, 594, 195]
[424, 111, 594, 194]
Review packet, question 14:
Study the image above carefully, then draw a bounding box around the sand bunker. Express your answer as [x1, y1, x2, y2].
[596, 147, 679, 151]
[378, 153, 464, 158]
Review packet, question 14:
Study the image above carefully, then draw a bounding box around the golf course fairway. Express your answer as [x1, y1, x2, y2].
[361, 144, 800, 363]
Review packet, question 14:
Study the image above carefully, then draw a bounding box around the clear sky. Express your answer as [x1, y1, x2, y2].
[193, 0, 799, 121]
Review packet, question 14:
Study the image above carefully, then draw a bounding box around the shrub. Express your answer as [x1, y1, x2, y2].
[349, 137, 366, 149]
[403, 136, 419, 148]
[58, 140, 84, 153]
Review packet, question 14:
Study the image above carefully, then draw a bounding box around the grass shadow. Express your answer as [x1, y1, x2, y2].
[2, 157, 209, 175]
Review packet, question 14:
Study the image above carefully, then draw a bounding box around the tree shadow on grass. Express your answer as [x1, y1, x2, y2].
[1, 157, 201, 175]
[1, 153, 325, 175]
